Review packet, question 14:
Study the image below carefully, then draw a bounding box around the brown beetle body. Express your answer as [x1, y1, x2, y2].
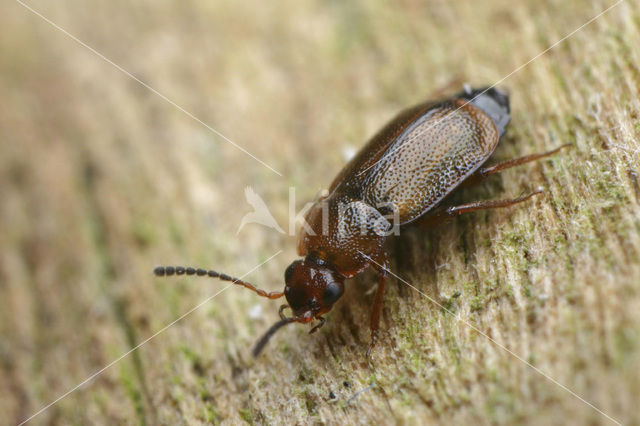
[298, 93, 503, 275]
[155, 86, 566, 357]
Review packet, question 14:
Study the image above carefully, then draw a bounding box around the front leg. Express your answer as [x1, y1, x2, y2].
[309, 316, 326, 334]
[367, 252, 389, 357]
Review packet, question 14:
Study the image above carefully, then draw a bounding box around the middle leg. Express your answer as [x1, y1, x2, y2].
[416, 189, 543, 228]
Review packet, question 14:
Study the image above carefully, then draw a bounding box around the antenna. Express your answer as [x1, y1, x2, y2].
[153, 266, 285, 299]
[252, 317, 296, 357]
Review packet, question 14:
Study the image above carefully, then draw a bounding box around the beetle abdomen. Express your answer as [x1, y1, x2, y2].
[361, 100, 500, 224]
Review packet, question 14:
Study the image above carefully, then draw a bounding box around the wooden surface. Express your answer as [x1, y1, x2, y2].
[1, 0, 639, 424]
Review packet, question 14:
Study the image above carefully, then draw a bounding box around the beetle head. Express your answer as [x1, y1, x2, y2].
[283, 256, 345, 321]
[459, 86, 511, 137]
[251, 256, 345, 356]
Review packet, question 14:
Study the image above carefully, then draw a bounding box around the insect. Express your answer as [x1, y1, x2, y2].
[155, 86, 567, 357]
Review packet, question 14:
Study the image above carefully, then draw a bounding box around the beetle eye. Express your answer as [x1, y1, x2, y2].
[284, 263, 295, 283]
[322, 283, 341, 305]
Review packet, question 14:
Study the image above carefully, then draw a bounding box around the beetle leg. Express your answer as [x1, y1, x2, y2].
[279, 304, 290, 320]
[309, 316, 326, 334]
[463, 144, 571, 187]
[418, 190, 543, 227]
[367, 254, 389, 357]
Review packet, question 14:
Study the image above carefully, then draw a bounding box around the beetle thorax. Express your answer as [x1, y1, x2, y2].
[297, 193, 388, 277]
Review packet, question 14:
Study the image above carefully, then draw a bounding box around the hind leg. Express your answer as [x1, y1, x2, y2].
[462, 144, 570, 187]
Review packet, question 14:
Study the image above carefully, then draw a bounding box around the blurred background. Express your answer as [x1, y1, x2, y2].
[1, 0, 639, 424]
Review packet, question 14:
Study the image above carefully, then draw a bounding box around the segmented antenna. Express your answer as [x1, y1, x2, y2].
[153, 266, 284, 299]
[252, 317, 296, 357]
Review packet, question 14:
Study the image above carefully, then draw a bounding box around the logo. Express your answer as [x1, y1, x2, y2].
[237, 186, 285, 234]
[236, 186, 401, 237]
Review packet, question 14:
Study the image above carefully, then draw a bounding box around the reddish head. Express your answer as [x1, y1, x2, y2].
[249, 256, 345, 356]
[283, 256, 345, 320]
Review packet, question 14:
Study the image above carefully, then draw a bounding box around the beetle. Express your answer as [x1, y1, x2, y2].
[154, 86, 566, 356]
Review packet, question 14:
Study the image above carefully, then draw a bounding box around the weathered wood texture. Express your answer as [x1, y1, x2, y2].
[1, 0, 639, 424]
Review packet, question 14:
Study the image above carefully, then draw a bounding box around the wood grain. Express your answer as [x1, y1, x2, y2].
[1, 0, 638, 424]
